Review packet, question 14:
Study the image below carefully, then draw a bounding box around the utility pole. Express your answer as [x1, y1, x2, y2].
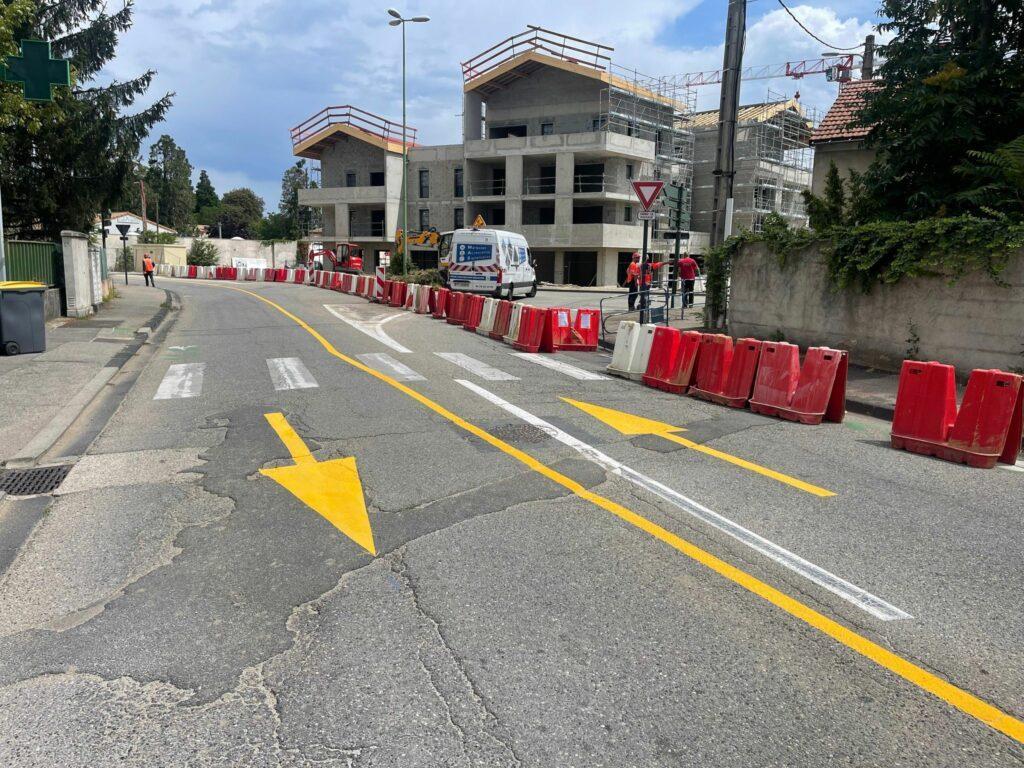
[710, 0, 746, 249]
[139, 179, 147, 233]
[861, 34, 875, 80]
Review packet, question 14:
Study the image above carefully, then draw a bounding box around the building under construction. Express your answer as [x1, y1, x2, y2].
[690, 94, 817, 235]
[293, 26, 697, 286]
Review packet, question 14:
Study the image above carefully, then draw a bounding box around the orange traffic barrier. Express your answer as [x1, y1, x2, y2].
[489, 300, 513, 340]
[642, 328, 703, 394]
[540, 308, 600, 353]
[463, 294, 485, 331]
[689, 337, 763, 408]
[432, 288, 450, 319]
[749, 343, 847, 425]
[389, 281, 407, 308]
[891, 362, 1023, 468]
[511, 306, 547, 353]
[446, 291, 467, 325]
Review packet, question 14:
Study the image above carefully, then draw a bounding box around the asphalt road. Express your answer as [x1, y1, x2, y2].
[0, 275, 1021, 766]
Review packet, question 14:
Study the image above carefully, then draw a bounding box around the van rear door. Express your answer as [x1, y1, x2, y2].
[449, 234, 499, 291]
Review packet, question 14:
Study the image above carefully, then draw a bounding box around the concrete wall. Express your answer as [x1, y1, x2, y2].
[810, 141, 876, 197]
[319, 135, 389, 188]
[485, 67, 604, 136]
[178, 238, 298, 266]
[132, 243, 187, 269]
[728, 242, 1024, 374]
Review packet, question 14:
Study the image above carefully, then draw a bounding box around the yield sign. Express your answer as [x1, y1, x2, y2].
[631, 180, 665, 211]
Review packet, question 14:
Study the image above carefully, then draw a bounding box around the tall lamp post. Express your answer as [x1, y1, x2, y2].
[387, 8, 429, 275]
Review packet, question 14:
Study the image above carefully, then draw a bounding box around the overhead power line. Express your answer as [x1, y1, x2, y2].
[776, 0, 865, 51]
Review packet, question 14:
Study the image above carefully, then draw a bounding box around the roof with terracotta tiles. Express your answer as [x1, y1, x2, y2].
[810, 80, 882, 145]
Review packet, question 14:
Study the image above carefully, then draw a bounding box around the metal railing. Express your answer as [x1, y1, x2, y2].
[597, 277, 707, 346]
[468, 179, 507, 197]
[462, 26, 612, 83]
[522, 177, 556, 195]
[573, 174, 630, 194]
[349, 223, 387, 238]
[290, 105, 417, 149]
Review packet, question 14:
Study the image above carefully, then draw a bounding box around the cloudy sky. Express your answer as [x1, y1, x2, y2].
[103, 1, 886, 210]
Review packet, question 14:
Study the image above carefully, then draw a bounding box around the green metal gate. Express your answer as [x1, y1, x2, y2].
[3, 240, 64, 286]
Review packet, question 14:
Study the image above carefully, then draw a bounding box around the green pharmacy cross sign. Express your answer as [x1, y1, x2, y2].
[1, 39, 70, 102]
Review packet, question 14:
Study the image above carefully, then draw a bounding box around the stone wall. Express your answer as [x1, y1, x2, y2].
[728, 242, 1024, 374]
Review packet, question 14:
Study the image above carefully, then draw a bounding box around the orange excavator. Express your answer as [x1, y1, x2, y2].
[309, 243, 364, 274]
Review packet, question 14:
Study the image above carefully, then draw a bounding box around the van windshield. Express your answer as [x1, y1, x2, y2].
[439, 233, 453, 266]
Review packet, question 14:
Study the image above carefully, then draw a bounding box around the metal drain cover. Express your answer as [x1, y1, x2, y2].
[489, 423, 551, 444]
[0, 465, 73, 496]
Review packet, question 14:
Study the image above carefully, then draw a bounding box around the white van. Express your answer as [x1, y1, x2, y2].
[440, 228, 537, 298]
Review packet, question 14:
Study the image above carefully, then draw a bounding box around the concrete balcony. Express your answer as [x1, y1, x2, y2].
[520, 223, 645, 249]
[298, 186, 392, 207]
[465, 130, 655, 161]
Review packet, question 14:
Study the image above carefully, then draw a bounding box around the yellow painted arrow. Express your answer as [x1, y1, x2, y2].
[260, 412, 377, 555]
[561, 398, 834, 498]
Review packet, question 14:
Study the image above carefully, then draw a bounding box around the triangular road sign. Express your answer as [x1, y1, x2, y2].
[631, 180, 665, 211]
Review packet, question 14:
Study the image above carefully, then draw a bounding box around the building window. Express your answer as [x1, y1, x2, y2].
[369, 171, 385, 186]
[454, 207, 464, 229]
[591, 117, 605, 132]
[345, 171, 357, 187]
[626, 163, 634, 180]
[419, 169, 430, 198]
[454, 168, 464, 198]
[419, 208, 430, 230]
[540, 122, 554, 136]
[624, 205, 633, 223]
[490, 207, 505, 226]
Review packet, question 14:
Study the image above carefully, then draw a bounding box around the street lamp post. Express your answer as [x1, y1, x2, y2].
[115, 223, 132, 286]
[387, 8, 429, 275]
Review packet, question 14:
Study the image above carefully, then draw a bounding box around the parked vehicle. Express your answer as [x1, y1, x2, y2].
[443, 228, 536, 298]
[309, 243, 364, 274]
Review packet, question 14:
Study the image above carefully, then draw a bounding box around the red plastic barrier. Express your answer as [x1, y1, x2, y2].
[511, 306, 547, 353]
[432, 288, 450, 319]
[463, 295, 485, 331]
[340, 273, 352, 293]
[691, 334, 734, 397]
[329, 272, 342, 290]
[377, 279, 392, 304]
[227, 267, 238, 280]
[389, 281, 407, 308]
[689, 338, 763, 408]
[275, 268, 288, 282]
[749, 344, 847, 425]
[187, 265, 198, 279]
[427, 286, 438, 314]
[540, 308, 600, 353]
[293, 269, 306, 284]
[489, 300, 513, 340]
[446, 291, 467, 325]
[891, 362, 1023, 468]
[642, 328, 703, 394]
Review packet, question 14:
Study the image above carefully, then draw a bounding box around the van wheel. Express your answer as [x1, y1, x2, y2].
[507, 283, 515, 300]
[526, 281, 537, 298]
[492, 285, 503, 299]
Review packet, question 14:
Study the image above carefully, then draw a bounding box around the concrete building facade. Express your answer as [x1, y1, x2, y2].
[292, 27, 695, 287]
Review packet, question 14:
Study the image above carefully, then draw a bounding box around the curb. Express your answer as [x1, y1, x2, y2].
[1, 288, 180, 468]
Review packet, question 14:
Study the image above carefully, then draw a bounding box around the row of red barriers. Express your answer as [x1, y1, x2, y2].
[640, 328, 849, 426]
[890, 361, 1023, 468]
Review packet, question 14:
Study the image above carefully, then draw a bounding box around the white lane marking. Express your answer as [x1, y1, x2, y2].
[267, 357, 319, 391]
[154, 363, 205, 400]
[456, 379, 912, 622]
[323, 304, 412, 354]
[509, 352, 610, 381]
[356, 353, 425, 382]
[435, 353, 519, 381]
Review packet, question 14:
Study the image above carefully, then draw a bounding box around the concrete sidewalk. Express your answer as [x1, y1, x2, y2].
[0, 278, 172, 466]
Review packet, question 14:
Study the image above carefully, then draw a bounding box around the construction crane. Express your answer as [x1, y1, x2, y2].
[675, 54, 857, 88]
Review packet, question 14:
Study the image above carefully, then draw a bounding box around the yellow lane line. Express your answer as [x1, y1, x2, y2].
[190, 280, 1024, 746]
[662, 432, 836, 498]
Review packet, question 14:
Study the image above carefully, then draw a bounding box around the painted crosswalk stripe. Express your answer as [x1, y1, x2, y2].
[509, 352, 610, 381]
[267, 357, 319, 390]
[154, 363, 205, 400]
[356, 353, 425, 382]
[435, 352, 519, 381]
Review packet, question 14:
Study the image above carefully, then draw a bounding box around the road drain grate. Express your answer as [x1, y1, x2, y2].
[0, 465, 73, 496]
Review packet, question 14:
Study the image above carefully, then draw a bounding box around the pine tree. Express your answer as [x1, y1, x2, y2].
[195, 170, 218, 213]
[859, 0, 1024, 219]
[0, 0, 172, 240]
[279, 160, 311, 240]
[146, 134, 194, 232]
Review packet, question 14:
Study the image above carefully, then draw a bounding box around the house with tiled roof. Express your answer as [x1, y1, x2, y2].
[809, 80, 882, 196]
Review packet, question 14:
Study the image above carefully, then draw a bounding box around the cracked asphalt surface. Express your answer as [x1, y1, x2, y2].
[0, 276, 1022, 766]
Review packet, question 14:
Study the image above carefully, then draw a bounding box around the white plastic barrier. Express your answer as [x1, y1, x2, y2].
[503, 302, 524, 345]
[285, 269, 296, 283]
[404, 284, 419, 310]
[475, 298, 497, 336]
[606, 322, 656, 380]
[415, 285, 432, 313]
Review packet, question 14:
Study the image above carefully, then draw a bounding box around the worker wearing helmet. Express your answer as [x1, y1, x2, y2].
[623, 252, 642, 311]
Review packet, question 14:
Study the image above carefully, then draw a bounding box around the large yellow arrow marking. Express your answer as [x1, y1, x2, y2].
[562, 398, 835, 498]
[260, 412, 377, 555]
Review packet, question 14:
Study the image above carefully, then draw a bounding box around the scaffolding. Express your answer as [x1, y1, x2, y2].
[600, 66, 697, 244]
[689, 89, 817, 235]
